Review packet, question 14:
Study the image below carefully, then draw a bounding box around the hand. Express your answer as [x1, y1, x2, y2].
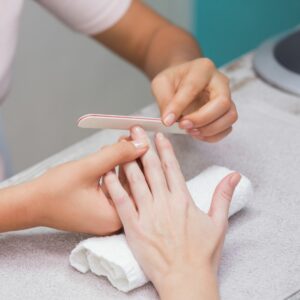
[30, 139, 148, 235]
[104, 127, 241, 299]
[152, 58, 238, 143]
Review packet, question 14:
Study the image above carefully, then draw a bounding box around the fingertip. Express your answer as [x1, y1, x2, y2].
[155, 132, 165, 141]
[163, 112, 176, 127]
[130, 126, 147, 138]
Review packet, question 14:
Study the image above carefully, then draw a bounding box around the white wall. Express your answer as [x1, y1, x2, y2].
[1, 1, 192, 173]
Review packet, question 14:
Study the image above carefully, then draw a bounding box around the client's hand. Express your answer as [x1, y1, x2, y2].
[31, 139, 148, 235]
[104, 127, 240, 300]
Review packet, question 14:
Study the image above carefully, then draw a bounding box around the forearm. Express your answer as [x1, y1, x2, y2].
[143, 25, 202, 79]
[94, 0, 202, 79]
[156, 267, 219, 300]
[0, 181, 40, 232]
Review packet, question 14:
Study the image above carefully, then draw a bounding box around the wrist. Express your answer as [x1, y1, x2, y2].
[155, 265, 219, 300]
[28, 175, 55, 228]
[19, 180, 44, 228]
[0, 180, 43, 232]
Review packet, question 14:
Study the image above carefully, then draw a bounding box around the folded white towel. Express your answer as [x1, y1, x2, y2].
[70, 166, 253, 292]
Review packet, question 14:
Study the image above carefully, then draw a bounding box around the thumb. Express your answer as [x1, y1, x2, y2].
[209, 172, 241, 227]
[80, 140, 148, 180]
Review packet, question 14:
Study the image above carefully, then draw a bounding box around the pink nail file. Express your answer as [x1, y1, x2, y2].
[77, 114, 187, 135]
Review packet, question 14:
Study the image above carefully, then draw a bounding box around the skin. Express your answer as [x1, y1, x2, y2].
[104, 127, 241, 300]
[0, 0, 237, 232]
[1, 3, 239, 296]
[0, 139, 148, 234]
[94, 0, 238, 142]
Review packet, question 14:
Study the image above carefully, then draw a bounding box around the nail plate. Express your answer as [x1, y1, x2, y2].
[132, 140, 148, 149]
[163, 113, 176, 127]
[132, 126, 145, 135]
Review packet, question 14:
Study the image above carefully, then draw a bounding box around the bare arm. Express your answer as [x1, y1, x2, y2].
[93, 1, 201, 78]
[93, 0, 237, 143]
[0, 182, 38, 232]
[105, 127, 241, 300]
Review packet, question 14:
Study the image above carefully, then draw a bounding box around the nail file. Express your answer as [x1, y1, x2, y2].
[77, 114, 187, 135]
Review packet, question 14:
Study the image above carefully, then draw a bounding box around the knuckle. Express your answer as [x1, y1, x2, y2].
[199, 127, 210, 136]
[229, 107, 238, 123]
[219, 96, 231, 110]
[114, 194, 128, 205]
[200, 57, 215, 70]
[162, 159, 174, 172]
[104, 173, 116, 185]
[161, 138, 173, 150]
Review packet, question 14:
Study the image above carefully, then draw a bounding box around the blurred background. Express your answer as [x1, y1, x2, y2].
[1, 0, 300, 174]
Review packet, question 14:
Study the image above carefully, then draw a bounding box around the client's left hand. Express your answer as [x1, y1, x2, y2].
[104, 127, 240, 299]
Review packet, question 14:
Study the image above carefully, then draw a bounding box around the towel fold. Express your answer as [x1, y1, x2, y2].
[70, 166, 253, 292]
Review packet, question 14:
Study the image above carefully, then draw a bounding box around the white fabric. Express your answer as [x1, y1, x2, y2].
[0, 0, 132, 103]
[70, 166, 253, 292]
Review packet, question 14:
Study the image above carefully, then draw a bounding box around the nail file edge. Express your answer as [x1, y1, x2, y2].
[77, 114, 187, 135]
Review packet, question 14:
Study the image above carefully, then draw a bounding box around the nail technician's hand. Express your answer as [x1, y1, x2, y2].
[152, 58, 238, 143]
[104, 127, 241, 300]
[32, 139, 148, 235]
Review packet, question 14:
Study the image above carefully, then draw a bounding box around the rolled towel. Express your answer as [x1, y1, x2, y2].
[70, 166, 253, 292]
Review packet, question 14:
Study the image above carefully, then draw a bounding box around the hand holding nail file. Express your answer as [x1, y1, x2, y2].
[78, 114, 187, 134]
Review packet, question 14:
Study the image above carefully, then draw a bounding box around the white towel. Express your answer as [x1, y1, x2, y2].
[70, 166, 253, 292]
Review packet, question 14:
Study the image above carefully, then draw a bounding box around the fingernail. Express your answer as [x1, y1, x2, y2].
[132, 126, 146, 136]
[131, 140, 148, 149]
[156, 132, 165, 140]
[229, 173, 241, 188]
[163, 113, 176, 127]
[180, 120, 194, 129]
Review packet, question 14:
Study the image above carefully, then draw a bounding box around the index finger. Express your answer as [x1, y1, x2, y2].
[79, 140, 148, 180]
